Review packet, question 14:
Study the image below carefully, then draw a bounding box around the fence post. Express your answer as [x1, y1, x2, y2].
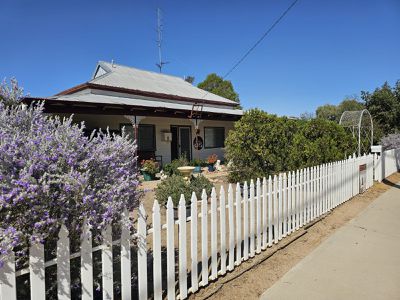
[121, 209, 132, 300]
[0, 251, 16, 300]
[29, 239, 45, 300]
[235, 183, 242, 265]
[190, 193, 199, 292]
[152, 202, 162, 300]
[178, 195, 188, 299]
[166, 197, 175, 299]
[57, 224, 71, 300]
[243, 182, 249, 261]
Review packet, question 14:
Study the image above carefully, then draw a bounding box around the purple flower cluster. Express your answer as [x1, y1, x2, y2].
[0, 80, 140, 263]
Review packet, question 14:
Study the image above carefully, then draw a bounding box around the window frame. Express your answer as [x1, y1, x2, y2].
[120, 123, 156, 151]
[204, 126, 225, 149]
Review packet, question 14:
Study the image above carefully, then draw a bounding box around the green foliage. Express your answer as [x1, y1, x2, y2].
[155, 175, 191, 206]
[155, 174, 213, 206]
[162, 155, 189, 176]
[225, 109, 357, 183]
[189, 175, 213, 200]
[140, 159, 159, 175]
[190, 158, 207, 167]
[362, 81, 400, 136]
[198, 73, 240, 106]
[316, 104, 339, 121]
[316, 98, 365, 122]
[289, 118, 357, 169]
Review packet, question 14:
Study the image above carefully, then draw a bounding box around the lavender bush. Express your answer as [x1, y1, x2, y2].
[381, 134, 400, 151]
[0, 80, 140, 265]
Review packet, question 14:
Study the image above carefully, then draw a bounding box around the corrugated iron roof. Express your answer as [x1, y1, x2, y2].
[89, 61, 239, 106]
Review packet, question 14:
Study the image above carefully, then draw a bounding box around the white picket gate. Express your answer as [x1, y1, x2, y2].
[0, 151, 399, 300]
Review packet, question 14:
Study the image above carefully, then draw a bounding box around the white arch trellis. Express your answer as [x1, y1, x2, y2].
[339, 109, 374, 156]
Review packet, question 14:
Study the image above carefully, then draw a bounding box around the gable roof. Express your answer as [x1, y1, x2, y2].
[85, 61, 239, 106]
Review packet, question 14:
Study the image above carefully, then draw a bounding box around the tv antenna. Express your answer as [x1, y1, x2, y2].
[156, 8, 168, 73]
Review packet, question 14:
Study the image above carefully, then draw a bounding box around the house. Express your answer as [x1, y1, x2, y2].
[23, 61, 243, 164]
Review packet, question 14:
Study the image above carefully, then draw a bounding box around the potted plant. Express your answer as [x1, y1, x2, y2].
[190, 158, 204, 173]
[140, 159, 159, 181]
[207, 154, 218, 172]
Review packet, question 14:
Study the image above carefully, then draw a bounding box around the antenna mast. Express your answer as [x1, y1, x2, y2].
[156, 8, 168, 73]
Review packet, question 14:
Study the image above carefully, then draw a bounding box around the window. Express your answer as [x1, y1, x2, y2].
[204, 127, 225, 148]
[138, 125, 156, 151]
[120, 124, 156, 151]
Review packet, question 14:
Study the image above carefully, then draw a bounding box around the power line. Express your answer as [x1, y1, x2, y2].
[222, 0, 299, 80]
[199, 0, 299, 101]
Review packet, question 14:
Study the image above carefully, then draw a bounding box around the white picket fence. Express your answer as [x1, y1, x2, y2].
[374, 148, 400, 182]
[0, 151, 399, 300]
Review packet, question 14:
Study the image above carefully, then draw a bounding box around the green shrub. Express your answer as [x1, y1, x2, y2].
[155, 174, 214, 206]
[162, 155, 189, 176]
[225, 109, 357, 183]
[190, 175, 213, 199]
[190, 158, 206, 167]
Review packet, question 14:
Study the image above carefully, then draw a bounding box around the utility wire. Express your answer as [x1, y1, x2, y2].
[222, 0, 299, 80]
[199, 0, 299, 101]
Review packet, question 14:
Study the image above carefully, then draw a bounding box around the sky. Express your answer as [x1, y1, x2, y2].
[1, 0, 399, 116]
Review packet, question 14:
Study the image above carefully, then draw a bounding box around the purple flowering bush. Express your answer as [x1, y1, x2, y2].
[381, 134, 400, 151]
[0, 80, 140, 264]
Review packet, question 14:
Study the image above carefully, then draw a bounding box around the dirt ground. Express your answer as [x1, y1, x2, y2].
[188, 173, 400, 300]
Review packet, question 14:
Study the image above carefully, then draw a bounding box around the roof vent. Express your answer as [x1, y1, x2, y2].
[111, 59, 115, 68]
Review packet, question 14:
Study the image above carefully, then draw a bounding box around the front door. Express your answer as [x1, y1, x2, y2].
[171, 126, 192, 161]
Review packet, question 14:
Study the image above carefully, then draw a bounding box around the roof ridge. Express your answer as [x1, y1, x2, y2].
[98, 60, 191, 83]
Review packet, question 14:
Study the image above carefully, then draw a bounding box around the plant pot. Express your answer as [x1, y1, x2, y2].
[173, 205, 191, 220]
[207, 164, 215, 172]
[177, 166, 195, 180]
[142, 171, 155, 181]
[193, 166, 202, 173]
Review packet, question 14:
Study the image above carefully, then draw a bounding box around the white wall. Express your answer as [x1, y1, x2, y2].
[67, 114, 235, 163]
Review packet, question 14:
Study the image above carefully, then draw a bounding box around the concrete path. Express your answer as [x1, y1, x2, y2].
[261, 183, 400, 300]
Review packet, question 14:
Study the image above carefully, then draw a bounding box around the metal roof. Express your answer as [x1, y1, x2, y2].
[89, 61, 238, 106]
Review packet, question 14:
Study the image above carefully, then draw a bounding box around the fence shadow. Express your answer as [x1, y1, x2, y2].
[382, 178, 400, 190]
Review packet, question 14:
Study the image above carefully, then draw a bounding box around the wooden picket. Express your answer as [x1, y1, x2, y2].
[2, 152, 398, 300]
[243, 182, 249, 261]
[57, 224, 71, 300]
[235, 183, 242, 265]
[190, 193, 199, 293]
[256, 179, 262, 254]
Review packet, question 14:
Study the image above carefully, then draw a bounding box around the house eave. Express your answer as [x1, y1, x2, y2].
[55, 83, 240, 108]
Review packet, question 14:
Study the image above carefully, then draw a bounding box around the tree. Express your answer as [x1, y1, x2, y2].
[198, 73, 240, 105]
[362, 81, 400, 135]
[225, 109, 356, 183]
[316, 104, 339, 121]
[316, 98, 364, 122]
[0, 80, 140, 263]
[338, 98, 364, 113]
[299, 111, 315, 120]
